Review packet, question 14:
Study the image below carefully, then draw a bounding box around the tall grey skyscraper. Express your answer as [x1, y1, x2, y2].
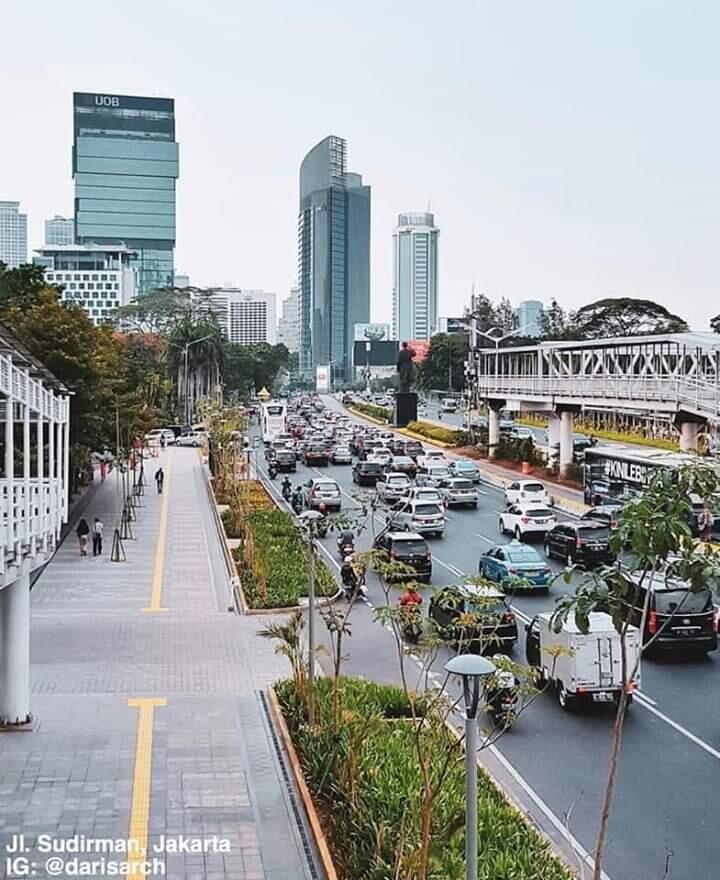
[0, 201, 28, 268]
[392, 212, 439, 341]
[73, 92, 179, 294]
[44, 215, 75, 246]
[298, 136, 370, 380]
[277, 284, 300, 352]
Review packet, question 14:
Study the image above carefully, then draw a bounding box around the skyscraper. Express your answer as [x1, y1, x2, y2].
[0, 201, 28, 268]
[72, 92, 179, 294]
[298, 136, 370, 381]
[44, 215, 75, 246]
[191, 288, 277, 345]
[514, 300, 544, 337]
[277, 284, 300, 352]
[392, 212, 439, 341]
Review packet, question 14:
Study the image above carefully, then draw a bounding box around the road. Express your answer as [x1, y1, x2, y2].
[253, 396, 719, 880]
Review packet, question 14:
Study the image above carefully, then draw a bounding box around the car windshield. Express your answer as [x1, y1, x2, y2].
[505, 546, 542, 563]
[522, 483, 544, 493]
[394, 540, 428, 555]
[414, 504, 442, 516]
[394, 457, 412, 465]
[465, 598, 507, 615]
[451, 479, 473, 489]
[316, 483, 338, 492]
[457, 461, 476, 470]
[578, 525, 610, 541]
[429, 468, 451, 477]
[525, 508, 553, 518]
[654, 589, 712, 614]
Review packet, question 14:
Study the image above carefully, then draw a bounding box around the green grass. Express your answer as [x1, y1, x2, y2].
[276, 677, 572, 880]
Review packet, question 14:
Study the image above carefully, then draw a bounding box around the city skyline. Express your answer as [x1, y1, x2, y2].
[393, 211, 439, 341]
[1, 2, 718, 330]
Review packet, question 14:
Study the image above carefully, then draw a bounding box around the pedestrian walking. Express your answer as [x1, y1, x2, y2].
[99, 460, 107, 482]
[699, 503, 714, 542]
[155, 467, 165, 494]
[160, 434, 167, 449]
[92, 517, 104, 556]
[76, 518, 90, 556]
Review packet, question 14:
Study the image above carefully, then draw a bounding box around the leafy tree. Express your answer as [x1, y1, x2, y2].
[539, 298, 570, 340]
[494, 296, 515, 333]
[570, 297, 688, 339]
[417, 333, 468, 392]
[223, 342, 290, 399]
[114, 286, 196, 335]
[0, 262, 52, 312]
[469, 292, 499, 333]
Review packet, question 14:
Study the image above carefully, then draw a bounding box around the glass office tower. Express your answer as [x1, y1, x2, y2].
[298, 136, 370, 381]
[73, 92, 179, 294]
[392, 212, 439, 341]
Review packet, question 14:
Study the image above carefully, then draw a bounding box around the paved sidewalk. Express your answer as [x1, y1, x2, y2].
[0, 449, 316, 880]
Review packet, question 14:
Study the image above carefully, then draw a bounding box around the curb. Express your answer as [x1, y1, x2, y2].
[267, 688, 338, 880]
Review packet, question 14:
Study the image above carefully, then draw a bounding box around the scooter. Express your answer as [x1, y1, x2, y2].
[485, 670, 518, 728]
[401, 613, 423, 644]
[268, 464, 278, 480]
[341, 563, 367, 601]
[282, 481, 292, 502]
[337, 535, 355, 560]
[291, 491, 304, 514]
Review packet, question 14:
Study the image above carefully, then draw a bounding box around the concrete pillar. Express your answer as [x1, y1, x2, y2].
[63, 400, 70, 521]
[23, 398, 30, 544]
[679, 420, 700, 452]
[5, 397, 14, 552]
[488, 408, 500, 458]
[0, 572, 31, 725]
[559, 410, 574, 478]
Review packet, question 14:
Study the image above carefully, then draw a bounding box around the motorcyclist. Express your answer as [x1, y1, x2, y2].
[485, 654, 519, 724]
[341, 554, 358, 595]
[399, 584, 423, 641]
[399, 583, 423, 608]
[291, 485, 304, 514]
[337, 529, 355, 557]
[316, 502, 329, 537]
[281, 476, 292, 500]
[268, 461, 278, 479]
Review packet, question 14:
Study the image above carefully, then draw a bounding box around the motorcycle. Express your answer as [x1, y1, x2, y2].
[337, 534, 355, 560]
[316, 516, 329, 539]
[291, 491, 304, 514]
[401, 613, 423, 644]
[268, 464, 278, 480]
[341, 561, 367, 600]
[282, 481, 292, 502]
[485, 668, 518, 728]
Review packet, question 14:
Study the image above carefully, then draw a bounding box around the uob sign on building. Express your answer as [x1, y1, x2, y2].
[95, 95, 120, 107]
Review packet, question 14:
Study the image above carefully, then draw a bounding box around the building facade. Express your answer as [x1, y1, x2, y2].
[34, 244, 137, 326]
[298, 135, 370, 381]
[0, 201, 28, 268]
[72, 92, 179, 294]
[514, 300, 544, 337]
[277, 284, 299, 352]
[193, 288, 277, 346]
[393, 212, 439, 342]
[44, 216, 75, 246]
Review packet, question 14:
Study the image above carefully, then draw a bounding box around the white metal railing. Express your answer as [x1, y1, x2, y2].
[0, 352, 66, 421]
[0, 478, 63, 572]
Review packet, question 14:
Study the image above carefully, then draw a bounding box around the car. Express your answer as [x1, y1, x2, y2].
[440, 397, 458, 412]
[448, 459, 481, 483]
[388, 437, 406, 455]
[403, 440, 425, 460]
[145, 428, 176, 446]
[499, 417, 515, 431]
[373, 531, 432, 582]
[303, 477, 342, 511]
[352, 460, 383, 486]
[499, 504, 556, 540]
[429, 584, 518, 652]
[405, 486, 443, 506]
[176, 431, 205, 447]
[417, 450, 447, 470]
[329, 444, 353, 465]
[368, 447, 393, 467]
[416, 464, 452, 489]
[581, 505, 622, 528]
[376, 472, 412, 504]
[543, 521, 614, 568]
[388, 455, 417, 478]
[390, 499, 445, 537]
[479, 542, 552, 590]
[437, 477, 478, 508]
[272, 448, 297, 472]
[303, 444, 330, 466]
[504, 480, 552, 507]
[509, 426, 535, 441]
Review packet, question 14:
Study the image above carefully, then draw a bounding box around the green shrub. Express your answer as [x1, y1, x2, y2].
[405, 420, 469, 446]
[234, 510, 336, 608]
[276, 677, 572, 880]
[349, 402, 392, 422]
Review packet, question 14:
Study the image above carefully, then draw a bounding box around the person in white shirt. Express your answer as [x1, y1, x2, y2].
[92, 517, 104, 556]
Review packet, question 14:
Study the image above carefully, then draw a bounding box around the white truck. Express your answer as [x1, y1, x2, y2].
[525, 612, 641, 711]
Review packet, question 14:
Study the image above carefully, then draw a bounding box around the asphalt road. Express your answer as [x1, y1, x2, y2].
[253, 397, 719, 880]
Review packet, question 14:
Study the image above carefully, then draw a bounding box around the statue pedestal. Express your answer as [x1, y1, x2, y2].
[395, 392, 418, 428]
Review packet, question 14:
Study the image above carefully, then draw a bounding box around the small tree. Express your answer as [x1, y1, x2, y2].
[552, 464, 720, 880]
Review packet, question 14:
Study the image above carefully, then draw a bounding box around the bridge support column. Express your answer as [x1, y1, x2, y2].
[487, 400, 505, 459]
[674, 412, 705, 453]
[559, 410, 574, 478]
[0, 571, 31, 726]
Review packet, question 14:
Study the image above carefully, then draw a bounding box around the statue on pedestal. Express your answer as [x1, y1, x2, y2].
[396, 341, 416, 393]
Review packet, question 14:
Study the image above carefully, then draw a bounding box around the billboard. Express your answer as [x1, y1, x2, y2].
[315, 364, 330, 393]
[353, 340, 399, 367]
[354, 322, 390, 342]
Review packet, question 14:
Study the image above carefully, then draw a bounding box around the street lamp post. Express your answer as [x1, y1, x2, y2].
[445, 654, 497, 880]
[298, 510, 323, 707]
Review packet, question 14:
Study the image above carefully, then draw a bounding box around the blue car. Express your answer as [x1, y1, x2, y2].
[449, 458, 481, 483]
[478, 541, 552, 591]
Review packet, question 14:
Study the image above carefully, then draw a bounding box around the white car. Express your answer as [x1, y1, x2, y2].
[376, 472, 412, 504]
[176, 432, 205, 447]
[406, 487, 443, 506]
[329, 445, 353, 464]
[504, 480, 553, 508]
[145, 428, 176, 446]
[303, 478, 342, 511]
[368, 447, 393, 466]
[499, 504, 557, 540]
[417, 450, 447, 470]
[437, 477, 478, 509]
[391, 499, 446, 537]
[416, 464, 452, 488]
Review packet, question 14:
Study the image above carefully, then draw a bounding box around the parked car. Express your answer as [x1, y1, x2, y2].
[437, 477, 478, 508]
[373, 531, 432, 583]
[329, 444, 353, 465]
[303, 444, 330, 466]
[388, 455, 417, 478]
[390, 499, 445, 537]
[376, 472, 412, 504]
[352, 460, 383, 486]
[448, 459, 481, 483]
[525, 612, 640, 710]
[303, 477, 342, 511]
[504, 480, 553, 507]
[543, 521, 614, 568]
[429, 584, 518, 652]
[176, 431, 205, 448]
[499, 504, 556, 540]
[479, 542, 552, 590]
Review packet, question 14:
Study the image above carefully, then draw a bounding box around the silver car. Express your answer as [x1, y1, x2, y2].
[377, 472, 412, 504]
[437, 477, 478, 509]
[330, 444, 353, 464]
[303, 478, 342, 511]
[391, 500, 446, 537]
[416, 465, 452, 488]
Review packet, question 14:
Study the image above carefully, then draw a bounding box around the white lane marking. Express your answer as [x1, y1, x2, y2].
[487, 745, 613, 880]
[635, 690, 657, 707]
[434, 557, 464, 578]
[475, 533, 495, 544]
[509, 604, 531, 624]
[634, 695, 720, 761]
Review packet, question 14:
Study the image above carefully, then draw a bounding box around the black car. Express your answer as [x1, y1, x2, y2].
[581, 505, 621, 528]
[373, 531, 432, 583]
[543, 521, 614, 568]
[403, 440, 425, 460]
[388, 437, 406, 455]
[352, 460, 383, 486]
[273, 448, 297, 472]
[428, 585, 518, 652]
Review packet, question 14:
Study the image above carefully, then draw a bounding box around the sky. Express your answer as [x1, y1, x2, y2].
[2, 0, 718, 329]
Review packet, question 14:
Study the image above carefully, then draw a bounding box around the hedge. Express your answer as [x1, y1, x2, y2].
[233, 509, 336, 608]
[405, 420, 469, 446]
[349, 402, 392, 423]
[276, 677, 572, 880]
[514, 415, 680, 451]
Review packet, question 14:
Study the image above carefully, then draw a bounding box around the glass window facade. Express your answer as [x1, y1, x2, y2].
[73, 93, 179, 293]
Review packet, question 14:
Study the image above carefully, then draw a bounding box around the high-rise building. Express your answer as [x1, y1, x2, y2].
[192, 288, 277, 346]
[0, 201, 28, 268]
[298, 135, 370, 380]
[514, 300, 544, 337]
[33, 243, 136, 326]
[392, 212, 439, 342]
[72, 92, 179, 294]
[173, 272, 190, 288]
[277, 284, 300, 352]
[44, 215, 75, 246]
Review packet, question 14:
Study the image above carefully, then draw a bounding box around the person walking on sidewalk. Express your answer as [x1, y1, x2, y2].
[76, 518, 90, 556]
[155, 466, 165, 494]
[92, 517, 104, 556]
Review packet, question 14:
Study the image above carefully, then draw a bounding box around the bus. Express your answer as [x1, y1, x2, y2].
[261, 400, 288, 444]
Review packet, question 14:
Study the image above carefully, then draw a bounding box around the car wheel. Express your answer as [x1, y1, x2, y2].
[514, 527, 523, 542]
[557, 681, 575, 712]
[544, 542, 552, 559]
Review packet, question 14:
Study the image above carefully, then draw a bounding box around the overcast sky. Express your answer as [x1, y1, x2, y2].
[2, 1, 718, 329]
